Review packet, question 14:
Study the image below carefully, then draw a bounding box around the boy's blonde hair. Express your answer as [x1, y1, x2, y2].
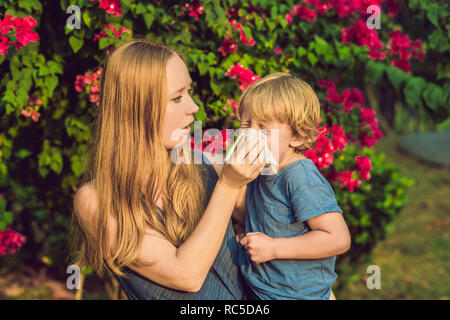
[236, 72, 321, 152]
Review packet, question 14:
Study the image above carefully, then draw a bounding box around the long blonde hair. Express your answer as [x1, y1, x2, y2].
[70, 38, 206, 277]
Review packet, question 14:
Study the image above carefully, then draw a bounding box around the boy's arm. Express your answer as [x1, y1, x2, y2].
[240, 212, 350, 263]
[272, 212, 351, 260]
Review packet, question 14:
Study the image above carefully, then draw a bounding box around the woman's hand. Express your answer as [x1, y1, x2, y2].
[219, 134, 266, 190]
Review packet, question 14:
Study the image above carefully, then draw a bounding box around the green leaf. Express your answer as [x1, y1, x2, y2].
[403, 77, 426, 109]
[3, 211, 13, 225]
[307, 52, 318, 66]
[99, 37, 110, 50]
[50, 150, 63, 174]
[14, 149, 32, 159]
[47, 61, 63, 75]
[297, 46, 307, 57]
[0, 198, 6, 213]
[210, 79, 225, 95]
[426, 4, 439, 28]
[422, 83, 445, 111]
[135, 3, 147, 15]
[82, 10, 92, 28]
[366, 61, 385, 84]
[386, 66, 408, 91]
[198, 62, 209, 76]
[195, 109, 207, 122]
[143, 13, 154, 29]
[18, 0, 42, 12]
[242, 26, 253, 42]
[428, 30, 449, 52]
[39, 64, 50, 76]
[34, 209, 49, 220]
[70, 155, 85, 177]
[45, 75, 59, 96]
[69, 35, 84, 53]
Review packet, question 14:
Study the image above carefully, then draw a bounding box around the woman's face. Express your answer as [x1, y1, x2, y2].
[162, 54, 199, 149]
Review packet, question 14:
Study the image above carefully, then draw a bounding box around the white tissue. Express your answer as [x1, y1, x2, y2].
[224, 128, 278, 175]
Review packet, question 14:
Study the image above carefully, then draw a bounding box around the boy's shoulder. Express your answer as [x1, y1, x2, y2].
[283, 159, 323, 186]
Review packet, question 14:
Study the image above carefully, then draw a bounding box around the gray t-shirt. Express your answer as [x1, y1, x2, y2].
[238, 158, 343, 300]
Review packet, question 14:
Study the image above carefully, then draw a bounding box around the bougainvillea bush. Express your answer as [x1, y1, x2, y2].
[2, 0, 445, 291]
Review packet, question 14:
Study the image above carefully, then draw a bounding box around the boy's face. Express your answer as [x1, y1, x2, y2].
[239, 109, 304, 165]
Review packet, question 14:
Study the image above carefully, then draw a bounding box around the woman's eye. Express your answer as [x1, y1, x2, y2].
[173, 88, 193, 103]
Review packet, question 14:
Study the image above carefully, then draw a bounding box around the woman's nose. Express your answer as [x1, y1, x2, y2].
[189, 96, 200, 114]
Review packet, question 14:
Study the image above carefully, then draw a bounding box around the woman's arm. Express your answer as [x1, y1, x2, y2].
[203, 152, 246, 234]
[75, 141, 265, 292]
[132, 179, 241, 292]
[74, 179, 241, 292]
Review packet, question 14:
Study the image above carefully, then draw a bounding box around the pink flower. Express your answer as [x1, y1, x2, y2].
[89, 93, 99, 103]
[360, 107, 376, 125]
[385, 0, 399, 17]
[342, 18, 384, 60]
[0, 15, 39, 54]
[75, 69, 103, 104]
[181, 1, 205, 20]
[0, 14, 15, 35]
[21, 107, 41, 122]
[0, 227, 26, 255]
[0, 35, 12, 55]
[93, 30, 107, 41]
[411, 39, 425, 59]
[75, 75, 86, 92]
[331, 124, 347, 151]
[360, 126, 383, 147]
[28, 94, 42, 106]
[296, 5, 317, 22]
[99, 0, 122, 17]
[218, 37, 238, 57]
[392, 58, 410, 73]
[339, 171, 361, 192]
[225, 63, 260, 91]
[355, 154, 372, 180]
[94, 24, 130, 42]
[285, 13, 293, 24]
[230, 19, 256, 47]
[274, 46, 283, 55]
[226, 99, 238, 115]
[355, 155, 372, 170]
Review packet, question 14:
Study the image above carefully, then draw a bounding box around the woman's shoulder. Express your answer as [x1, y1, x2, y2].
[73, 182, 98, 226]
[73, 182, 118, 253]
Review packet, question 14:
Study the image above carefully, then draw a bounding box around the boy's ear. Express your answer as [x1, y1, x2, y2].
[289, 133, 305, 149]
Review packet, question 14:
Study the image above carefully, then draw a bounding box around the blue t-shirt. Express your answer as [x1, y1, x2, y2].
[238, 158, 343, 300]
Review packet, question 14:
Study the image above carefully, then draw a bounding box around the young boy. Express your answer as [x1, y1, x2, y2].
[228, 72, 351, 300]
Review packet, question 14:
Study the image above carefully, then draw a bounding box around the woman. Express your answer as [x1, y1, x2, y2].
[70, 38, 266, 299]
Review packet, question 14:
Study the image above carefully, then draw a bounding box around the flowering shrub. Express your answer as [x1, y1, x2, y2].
[0, 0, 444, 288]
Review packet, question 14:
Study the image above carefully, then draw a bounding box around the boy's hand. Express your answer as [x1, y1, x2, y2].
[239, 232, 276, 264]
